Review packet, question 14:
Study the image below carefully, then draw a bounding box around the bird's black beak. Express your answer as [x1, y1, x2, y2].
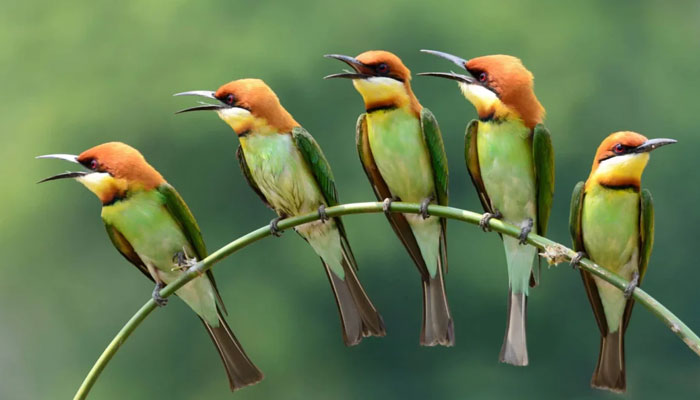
[633, 138, 677, 153]
[323, 54, 372, 79]
[173, 90, 229, 114]
[36, 154, 88, 183]
[417, 49, 476, 84]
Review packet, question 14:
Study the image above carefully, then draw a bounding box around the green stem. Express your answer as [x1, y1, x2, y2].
[73, 202, 700, 399]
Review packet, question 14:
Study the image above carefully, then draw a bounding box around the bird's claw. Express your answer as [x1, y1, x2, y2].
[270, 216, 284, 237]
[171, 248, 198, 271]
[152, 282, 168, 307]
[518, 218, 534, 245]
[479, 210, 502, 232]
[570, 251, 586, 270]
[318, 204, 329, 223]
[624, 271, 640, 299]
[382, 198, 394, 216]
[419, 197, 433, 220]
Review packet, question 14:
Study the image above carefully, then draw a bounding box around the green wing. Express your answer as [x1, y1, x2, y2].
[356, 113, 430, 280]
[464, 119, 493, 214]
[533, 124, 555, 236]
[420, 108, 449, 273]
[237, 145, 271, 208]
[292, 126, 358, 269]
[623, 189, 654, 331]
[158, 183, 226, 313]
[570, 182, 608, 335]
[104, 224, 152, 281]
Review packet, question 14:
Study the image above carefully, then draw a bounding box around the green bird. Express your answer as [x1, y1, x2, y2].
[420, 50, 554, 363]
[37, 142, 263, 391]
[324, 50, 453, 346]
[570, 131, 675, 392]
[175, 79, 386, 346]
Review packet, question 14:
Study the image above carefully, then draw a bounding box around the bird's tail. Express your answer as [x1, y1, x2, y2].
[500, 290, 529, 366]
[201, 311, 264, 392]
[591, 330, 626, 393]
[323, 258, 386, 346]
[420, 265, 454, 346]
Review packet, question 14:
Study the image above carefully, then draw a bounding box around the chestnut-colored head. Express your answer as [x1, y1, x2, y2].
[587, 131, 676, 189]
[420, 51, 544, 128]
[324, 50, 421, 116]
[38, 142, 165, 204]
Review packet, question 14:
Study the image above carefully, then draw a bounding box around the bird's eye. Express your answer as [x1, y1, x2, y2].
[376, 63, 389, 74]
[225, 94, 235, 105]
[88, 159, 98, 170]
[613, 143, 625, 155]
[478, 72, 488, 82]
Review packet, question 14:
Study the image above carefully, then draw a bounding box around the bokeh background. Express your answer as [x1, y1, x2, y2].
[2, 1, 699, 399]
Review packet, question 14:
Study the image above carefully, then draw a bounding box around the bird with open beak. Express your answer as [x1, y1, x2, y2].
[37, 142, 263, 392]
[570, 132, 675, 392]
[324, 50, 454, 347]
[420, 50, 555, 364]
[174, 79, 386, 346]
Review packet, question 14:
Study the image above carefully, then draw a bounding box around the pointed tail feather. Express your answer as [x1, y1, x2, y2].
[591, 330, 626, 393]
[201, 311, 264, 392]
[323, 259, 386, 346]
[499, 290, 528, 366]
[420, 267, 454, 346]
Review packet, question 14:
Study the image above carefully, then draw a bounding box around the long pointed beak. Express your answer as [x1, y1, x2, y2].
[323, 54, 371, 79]
[417, 71, 475, 84]
[173, 90, 228, 114]
[633, 138, 677, 153]
[36, 154, 87, 183]
[420, 49, 469, 69]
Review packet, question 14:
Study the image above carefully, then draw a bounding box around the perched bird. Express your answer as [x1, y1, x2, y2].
[175, 79, 386, 346]
[324, 50, 453, 346]
[37, 142, 263, 391]
[420, 50, 554, 363]
[570, 132, 675, 392]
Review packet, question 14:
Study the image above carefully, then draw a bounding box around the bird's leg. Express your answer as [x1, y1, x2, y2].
[317, 204, 329, 223]
[152, 281, 168, 307]
[419, 195, 434, 220]
[382, 197, 397, 216]
[171, 247, 198, 272]
[624, 271, 640, 299]
[270, 216, 284, 237]
[479, 209, 502, 232]
[518, 218, 534, 245]
[570, 251, 587, 270]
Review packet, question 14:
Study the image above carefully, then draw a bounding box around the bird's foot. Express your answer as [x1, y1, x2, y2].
[382, 197, 395, 216]
[270, 216, 284, 237]
[152, 282, 168, 307]
[570, 251, 587, 270]
[479, 210, 502, 232]
[171, 247, 198, 272]
[518, 218, 534, 245]
[624, 271, 640, 299]
[419, 196, 433, 220]
[317, 204, 329, 223]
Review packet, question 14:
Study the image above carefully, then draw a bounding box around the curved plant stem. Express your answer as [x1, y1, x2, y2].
[73, 202, 700, 399]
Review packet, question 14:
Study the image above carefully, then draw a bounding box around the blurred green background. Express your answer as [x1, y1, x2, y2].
[2, 1, 699, 399]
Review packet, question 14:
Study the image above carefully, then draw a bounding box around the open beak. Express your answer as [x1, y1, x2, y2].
[417, 49, 475, 84]
[633, 138, 677, 153]
[36, 154, 88, 183]
[323, 54, 372, 79]
[173, 90, 229, 114]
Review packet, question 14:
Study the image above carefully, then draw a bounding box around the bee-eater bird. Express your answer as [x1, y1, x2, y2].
[419, 50, 554, 363]
[324, 50, 453, 347]
[174, 79, 386, 346]
[570, 132, 675, 392]
[37, 142, 263, 391]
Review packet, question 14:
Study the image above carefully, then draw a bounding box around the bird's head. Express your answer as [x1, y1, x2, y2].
[175, 79, 298, 136]
[324, 50, 421, 116]
[419, 50, 544, 129]
[38, 142, 165, 204]
[588, 131, 676, 189]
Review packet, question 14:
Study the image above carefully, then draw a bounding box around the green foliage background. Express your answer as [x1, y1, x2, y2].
[2, 1, 699, 398]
